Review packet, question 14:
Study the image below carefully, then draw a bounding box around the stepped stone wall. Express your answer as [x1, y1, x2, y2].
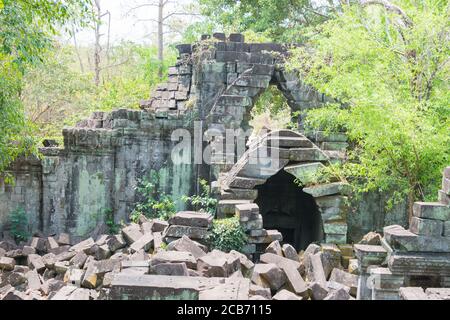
[0, 33, 408, 242]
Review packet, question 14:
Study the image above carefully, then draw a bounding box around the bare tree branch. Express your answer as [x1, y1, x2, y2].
[359, 0, 413, 27]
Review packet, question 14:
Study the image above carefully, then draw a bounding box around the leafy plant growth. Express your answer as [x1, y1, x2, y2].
[131, 172, 176, 222]
[182, 179, 217, 214]
[9, 207, 30, 242]
[207, 217, 247, 253]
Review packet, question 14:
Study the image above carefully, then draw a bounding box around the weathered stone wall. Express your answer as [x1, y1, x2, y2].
[0, 157, 42, 235]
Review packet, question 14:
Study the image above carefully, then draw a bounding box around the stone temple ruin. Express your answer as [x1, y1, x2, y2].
[0, 33, 449, 300]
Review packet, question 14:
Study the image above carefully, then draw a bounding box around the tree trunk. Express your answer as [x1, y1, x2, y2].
[157, 0, 164, 79]
[94, 0, 102, 87]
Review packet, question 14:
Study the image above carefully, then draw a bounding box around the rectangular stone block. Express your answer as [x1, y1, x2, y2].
[413, 202, 450, 221]
[168, 212, 213, 228]
[409, 216, 443, 237]
[110, 274, 225, 300]
[164, 225, 209, 240]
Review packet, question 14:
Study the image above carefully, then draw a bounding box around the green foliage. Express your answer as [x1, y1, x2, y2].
[198, 0, 337, 42]
[9, 207, 30, 242]
[104, 208, 120, 235]
[288, 1, 449, 212]
[182, 179, 218, 214]
[207, 217, 247, 253]
[131, 172, 176, 222]
[0, 0, 92, 173]
[23, 43, 177, 141]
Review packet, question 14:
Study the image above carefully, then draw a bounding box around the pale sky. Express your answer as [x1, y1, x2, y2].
[72, 0, 199, 46]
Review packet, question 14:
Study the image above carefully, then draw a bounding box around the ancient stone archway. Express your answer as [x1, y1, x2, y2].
[214, 128, 350, 257]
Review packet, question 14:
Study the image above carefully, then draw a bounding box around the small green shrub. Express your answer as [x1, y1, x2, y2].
[182, 179, 217, 214]
[104, 209, 120, 234]
[131, 173, 176, 222]
[9, 207, 30, 242]
[207, 217, 247, 253]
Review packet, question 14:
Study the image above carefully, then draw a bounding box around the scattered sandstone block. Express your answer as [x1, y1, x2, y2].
[121, 225, 144, 245]
[265, 240, 282, 256]
[272, 289, 303, 300]
[282, 244, 299, 262]
[27, 254, 46, 273]
[252, 263, 286, 291]
[0, 257, 16, 271]
[167, 235, 206, 259]
[168, 212, 213, 228]
[151, 251, 197, 269]
[69, 238, 95, 254]
[150, 262, 189, 276]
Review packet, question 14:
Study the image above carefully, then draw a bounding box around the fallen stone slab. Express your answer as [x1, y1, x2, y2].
[164, 225, 209, 240]
[265, 240, 282, 256]
[0, 257, 15, 271]
[197, 251, 240, 278]
[27, 254, 46, 273]
[250, 284, 271, 299]
[229, 250, 254, 278]
[106, 234, 127, 252]
[151, 219, 169, 233]
[323, 287, 352, 300]
[65, 268, 85, 287]
[306, 252, 327, 286]
[425, 288, 450, 300]
[199, 278, 250, 300]
[57, 233, 71, 246]
[282, 244, 299, 262]
[259, 253, 301, 271]
[399, 287, 428, 300]
[70, 251, 88, 269]
[121, 224, 144, 245]
[51, 285, 78, 300]
[110, 274, 226, 300]
[272, 289, 303, 300]
[69, 238, 96, 254]
[329, 268, 358, 296]
[252, 263, 286, 291]
[308, 281, 329, 300]
[151, 251, 197, 269]
[168, 212, 213, 228]
[25, 270, 42, 291]
[167, 235, 207, 259]
[129, 233, 154, 253]
[150, 262, 189, 276]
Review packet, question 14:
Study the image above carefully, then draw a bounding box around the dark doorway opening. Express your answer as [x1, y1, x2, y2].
[255, 170, 323, 251]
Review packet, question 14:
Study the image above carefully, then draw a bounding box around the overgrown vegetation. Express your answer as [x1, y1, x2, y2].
[8, 207, 30, 242]
[104, 208, 120, 234]
[207, 217, 247, 252]
[182, 179, 217, 214]
[0, 0, 92, 173]
[131, 172, 177, 222]
[287, 1, 449, 217]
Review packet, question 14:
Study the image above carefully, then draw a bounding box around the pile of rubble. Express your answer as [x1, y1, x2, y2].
[354, 167, 450, 300]
[0, 210, 362, 300]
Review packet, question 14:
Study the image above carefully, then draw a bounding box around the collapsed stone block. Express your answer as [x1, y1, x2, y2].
[167, 235, 207, 259]
[252, 263, 286, 291]
[168, 212, 213, 228]
[272, 289, 303, 300]
[282, 244, 299, 262]
[329, 268, 358, 296]
[265, 240, 282, 256]
[0, 257, 15, 271]
[151, 251, 197, 270]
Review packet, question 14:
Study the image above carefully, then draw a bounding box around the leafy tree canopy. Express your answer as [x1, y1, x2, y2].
[287, 0, 449, 215]
[198, 0, 338, 41]
[0, 0, 93, 173]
